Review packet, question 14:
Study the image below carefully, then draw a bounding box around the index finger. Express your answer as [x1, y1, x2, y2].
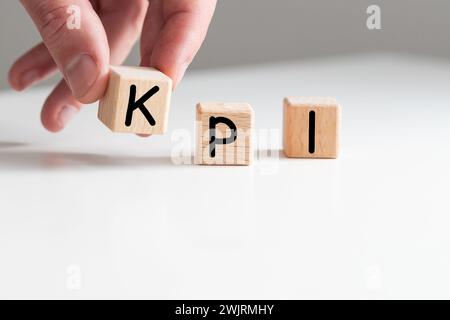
[20, 0, 110, 103]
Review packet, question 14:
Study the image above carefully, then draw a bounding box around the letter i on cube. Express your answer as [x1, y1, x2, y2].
[283, 97, 341, 158]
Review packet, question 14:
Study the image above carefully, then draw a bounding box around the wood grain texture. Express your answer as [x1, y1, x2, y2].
[98, 66, 172, 134]
[196, 102, 254, 165]
[283, 97, 341, 158]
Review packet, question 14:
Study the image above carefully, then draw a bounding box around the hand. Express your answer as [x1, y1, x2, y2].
[8, 0, 217, 132]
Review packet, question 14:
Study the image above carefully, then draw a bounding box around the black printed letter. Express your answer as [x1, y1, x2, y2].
[209, 116, 237, 158]
[308, 110, 316, 154]
[125, 85, 160, 127]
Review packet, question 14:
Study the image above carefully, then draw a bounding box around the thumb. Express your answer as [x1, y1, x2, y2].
[20, 0, 110, 103]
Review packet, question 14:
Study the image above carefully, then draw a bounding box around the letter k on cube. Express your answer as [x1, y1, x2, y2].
[98, 66, 172, 135]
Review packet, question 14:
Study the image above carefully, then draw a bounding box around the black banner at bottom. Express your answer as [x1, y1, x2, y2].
[1, 300, 447, 318]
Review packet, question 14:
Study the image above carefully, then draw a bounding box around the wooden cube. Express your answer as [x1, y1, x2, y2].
[196, 102, 254, 165]
[98, 66, 172, 134]
[283, 97, 341, 158]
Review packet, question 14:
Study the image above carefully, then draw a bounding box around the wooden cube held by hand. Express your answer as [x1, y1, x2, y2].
[98, 66, 172, 134]
[283, 97, 341, 158]
[196, 102, 254, 166]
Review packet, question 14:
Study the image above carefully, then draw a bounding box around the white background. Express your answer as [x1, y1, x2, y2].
[1, 54, 450, 299]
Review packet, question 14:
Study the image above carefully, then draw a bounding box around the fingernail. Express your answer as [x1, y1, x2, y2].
[64, 54, 98, 98]
[21, 69, 40, 88]
[58, 105, 78, 128]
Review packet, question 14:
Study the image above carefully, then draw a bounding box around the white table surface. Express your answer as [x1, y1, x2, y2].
[1, 54, 450, 299]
